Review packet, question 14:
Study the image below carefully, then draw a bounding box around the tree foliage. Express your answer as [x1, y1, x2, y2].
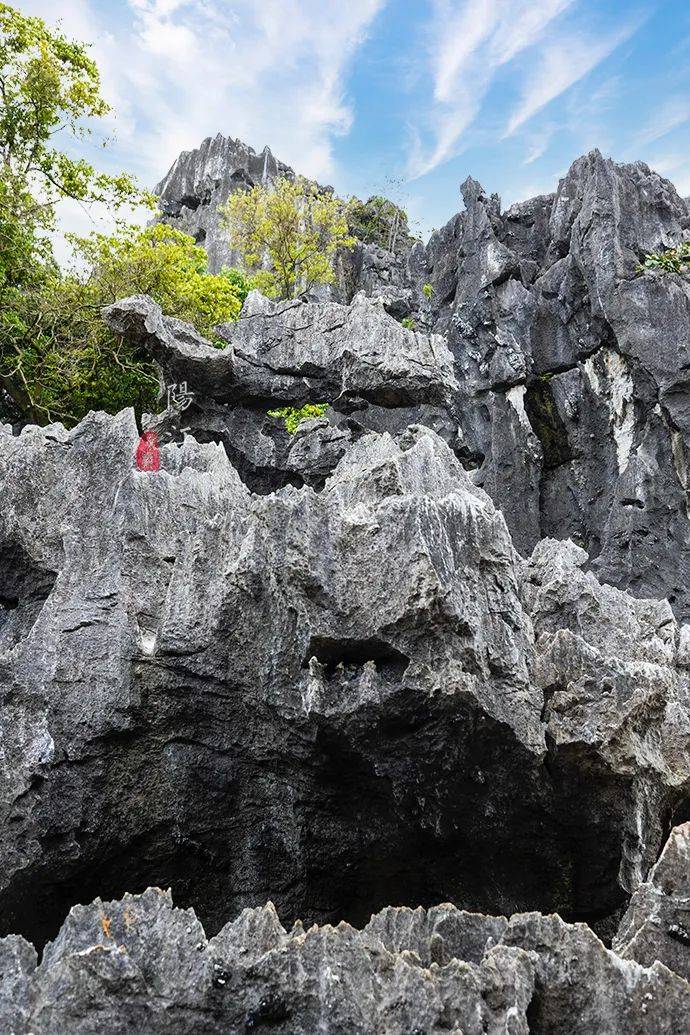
[222, 177, 354, 300]
[0, 5, 249, 428]
[1, 224, 250, 428]
[73, 224, 250, 337]
[0, 3, 149, 242]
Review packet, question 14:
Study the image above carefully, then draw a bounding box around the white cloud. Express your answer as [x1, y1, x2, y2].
[505, 17, 645, 136]
[18, 0, 385, 261]
[20, 0, 385, 186]
[522, 119, 568, 166]
[409, 0, 644, 179]
[409, 0, 574, 177]
[127, 0, 387, 184]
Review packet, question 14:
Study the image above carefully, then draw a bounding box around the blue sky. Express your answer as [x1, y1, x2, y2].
[18, 0, 690, 248]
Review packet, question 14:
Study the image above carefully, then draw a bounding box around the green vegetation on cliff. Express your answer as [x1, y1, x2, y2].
[222, 177, 354, 300]
[345, 195, 412, 253]
[0, 4, 248, 427]
[268, 403, 329, 434]
[639, 240, 690, 274]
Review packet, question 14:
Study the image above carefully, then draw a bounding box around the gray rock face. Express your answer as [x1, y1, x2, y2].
[157, 141, 690, 617]
[2, 145, 690, 1030]
[331, 239, 429, 317]
[103, 290, 457, 410]
[0, 407, 687, 959]
[422, 153, 690, 618]
[155, 134, 295, 273]
[1, 887, 687, 1033]
[614, 822, 690, 979]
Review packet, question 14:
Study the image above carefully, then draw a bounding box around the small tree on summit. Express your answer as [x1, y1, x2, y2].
[221, 177, 354, 301]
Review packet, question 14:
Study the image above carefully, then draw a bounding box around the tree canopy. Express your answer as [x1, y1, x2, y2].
[222, 176, 354, 300]
[1, 223, 250, 428]
[0, 5, 248, 428]
[0, 3, 147, 229]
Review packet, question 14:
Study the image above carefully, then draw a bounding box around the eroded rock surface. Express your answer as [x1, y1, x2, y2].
[1, 887, 687, 1034]
[2, 147, 690, 1031]
[614, 821, 690, 980]
[408, 155, 690, 616]
[157, 144, 690, 615]
[103, 290, 457, 409]
[0, 412, 688, 958]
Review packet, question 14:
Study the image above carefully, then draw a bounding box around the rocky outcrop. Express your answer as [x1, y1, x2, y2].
[102, 290, 458, 491]
[1, 885, 688, 1034]
[159, 140, 690, 617]
[2, 146, 690, 1030]
[0, 406, 688, 957]
[155, 134, 295, 273]
[423, 154, 690, 618]
[104, 291, 457, 409]
[614, 821, 690, 980]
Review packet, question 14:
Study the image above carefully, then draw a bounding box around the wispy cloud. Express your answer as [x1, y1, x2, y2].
[505, 16, 646, 136]
[20, 0, 385, 261]
[408, 0, 573, 177]
[409, 0, 645, 178]
[22, 0, 385, 186]
[635, 95, 690, 148]
[522, 124, 557, 165]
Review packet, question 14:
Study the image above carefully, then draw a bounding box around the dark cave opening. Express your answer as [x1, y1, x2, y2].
[523, 378, 573, 472]
[303, 635, 410, 680]
[0, 679, 662, 958]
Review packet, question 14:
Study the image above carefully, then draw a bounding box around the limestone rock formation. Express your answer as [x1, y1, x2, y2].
[613, 821, 690, 980]
[427, 156, 690, 620]
[155, 134, 295, 273]
[104, 290, 458, 409]
[0, 401, 688, 951]
[2, 146, 690, 1031]
[157, 142, 690, 616]
[1, 885, 688, 1033]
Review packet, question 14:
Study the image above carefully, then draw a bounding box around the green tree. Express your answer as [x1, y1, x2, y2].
[0, 3, 148, 254]
[222, 177, 354, 300]
[0, 6, 250, 428]
[74, 224, 250, 337]
[1, 224, 250, 427]
[0, 2, 149, 423]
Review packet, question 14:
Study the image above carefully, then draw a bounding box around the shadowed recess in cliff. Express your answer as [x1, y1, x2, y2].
[0, 543, 57, 652]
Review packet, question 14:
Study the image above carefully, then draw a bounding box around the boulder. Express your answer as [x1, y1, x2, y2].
[103, 291, 458, 410]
